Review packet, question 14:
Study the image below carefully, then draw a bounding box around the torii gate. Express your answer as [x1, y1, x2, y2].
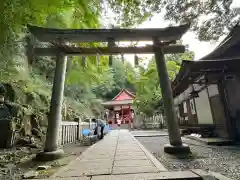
[27, 24, 190, 160]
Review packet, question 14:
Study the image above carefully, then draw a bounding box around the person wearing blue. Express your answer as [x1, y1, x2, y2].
[92, 118, 105, 139]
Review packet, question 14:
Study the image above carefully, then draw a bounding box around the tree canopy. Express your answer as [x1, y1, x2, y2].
[0, 0, 197, 122]
[107, 0, 239, 41]
[133, 50, 194, 115]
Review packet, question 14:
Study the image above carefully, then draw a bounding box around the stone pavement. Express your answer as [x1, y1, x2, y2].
[44, 130, 201, 179]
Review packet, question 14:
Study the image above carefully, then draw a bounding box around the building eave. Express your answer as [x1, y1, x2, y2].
[172, 24, 240, 98]
[101, 100, 134, 107]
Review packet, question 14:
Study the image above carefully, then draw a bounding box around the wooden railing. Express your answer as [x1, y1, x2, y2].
[59, 121, 79, 145]
[58, 119, 98, 146]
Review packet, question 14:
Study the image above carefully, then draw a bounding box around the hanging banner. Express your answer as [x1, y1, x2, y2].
[121, 54, 124, 63]
[114, 106, 121, 111]
[190, 99, 196, 114]
[82, 56, 87, 67]
[109, 55, 113, 66]
[134, 54, 139, 66]
[96, 53, 100, 67]
[122, 105, 130, 109]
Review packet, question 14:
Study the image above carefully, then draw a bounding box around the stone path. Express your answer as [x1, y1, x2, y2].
[43, 130, 201, 179]
[52, 130, 166, 177]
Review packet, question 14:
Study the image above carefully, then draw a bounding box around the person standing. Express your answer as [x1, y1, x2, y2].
[92, 118, 105, 139]
[117, 119, 121, 129]
[130, 110, 134, 129]
[116, 112, 121, 129]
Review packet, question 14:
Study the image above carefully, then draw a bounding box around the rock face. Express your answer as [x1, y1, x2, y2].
[22, 170, 39, 179]
[37, 165, 51, 170]
[15, 136, 40, 149]
[32, 128, 43, 139]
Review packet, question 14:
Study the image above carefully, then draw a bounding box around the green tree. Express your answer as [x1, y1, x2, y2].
[0, 0, 200, 122]
[133, 50, 194, 115]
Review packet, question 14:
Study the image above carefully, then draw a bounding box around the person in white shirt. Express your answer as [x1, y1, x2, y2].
[116, 112, 121, 129]
[117, 119, 121, 129]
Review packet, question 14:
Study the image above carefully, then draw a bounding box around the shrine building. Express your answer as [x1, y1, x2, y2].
[101, 89, 135, 126]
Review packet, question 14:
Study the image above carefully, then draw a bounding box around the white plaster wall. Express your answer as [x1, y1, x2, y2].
[195, 88, 214, 124]
[174, 85, 192, 105]
[174, 96, 179, 105]
[193, 83, 204, 91]
[207, 84, 219, 97]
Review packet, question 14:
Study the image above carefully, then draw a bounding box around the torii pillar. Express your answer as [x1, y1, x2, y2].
[36, 51, 67, 161]
[153, 39, 190, 154]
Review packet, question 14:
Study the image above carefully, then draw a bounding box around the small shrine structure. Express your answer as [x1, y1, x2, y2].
[102, 89, 135, 125]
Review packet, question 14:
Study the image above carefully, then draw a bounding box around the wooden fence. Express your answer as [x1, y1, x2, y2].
[58, 119, 97, 146]
[58, 114, 166, 145]
[133, 114, 165, 129]
[58, 121, 79, 146]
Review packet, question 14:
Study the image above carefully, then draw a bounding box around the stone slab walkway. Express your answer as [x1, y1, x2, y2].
[44, 130, 201, 180]
[52, 130, 166, 178]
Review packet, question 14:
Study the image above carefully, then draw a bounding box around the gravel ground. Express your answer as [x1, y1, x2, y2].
[136, 135, 240, 180]
[0, 142, 88, 179]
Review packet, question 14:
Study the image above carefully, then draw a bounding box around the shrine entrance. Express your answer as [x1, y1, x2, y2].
[102, 89, 135, 129]
[27, 24, 190, 160]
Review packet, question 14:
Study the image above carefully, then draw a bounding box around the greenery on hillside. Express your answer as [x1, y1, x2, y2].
[0, 0, 197, 136]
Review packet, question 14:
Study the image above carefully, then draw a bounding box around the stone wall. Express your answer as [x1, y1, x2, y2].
[133, 114, 165, 129]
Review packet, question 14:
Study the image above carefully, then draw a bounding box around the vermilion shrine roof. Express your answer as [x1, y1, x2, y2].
[112, 89, 135, 101]
[102, 89, 135, 107]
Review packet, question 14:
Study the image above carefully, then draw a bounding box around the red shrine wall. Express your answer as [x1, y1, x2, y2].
[107, 106, 134, 125]
[105, 90, 135, 126]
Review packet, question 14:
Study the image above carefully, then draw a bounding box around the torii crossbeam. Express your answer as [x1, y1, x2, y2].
[27, 24, 191, 161]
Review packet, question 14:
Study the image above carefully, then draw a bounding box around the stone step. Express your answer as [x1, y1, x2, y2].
[191, 169, 232, 180]
[90, 171, 202, 180]
[186, 136, 235, 146]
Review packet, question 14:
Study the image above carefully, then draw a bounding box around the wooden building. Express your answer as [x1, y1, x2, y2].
[101, 89, 135, 126]
[172, 25, 240, 141]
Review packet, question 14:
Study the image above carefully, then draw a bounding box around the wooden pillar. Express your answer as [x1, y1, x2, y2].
[108, 38, 115, 66]
[121, 106, 123, 123]
[36, 50, 67, 160]
[153, 39, 190, 153]
[75, 117, 81, 140]
[26, 35, 35, 65]
[218, 82, 233, 140]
